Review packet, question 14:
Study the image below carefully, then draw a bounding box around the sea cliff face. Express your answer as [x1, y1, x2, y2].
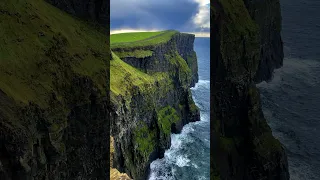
[211, 0, 289, 179]
[244, 0, 284, 83]
[110, 32, 200, 180]
[0, 0, 109, 179]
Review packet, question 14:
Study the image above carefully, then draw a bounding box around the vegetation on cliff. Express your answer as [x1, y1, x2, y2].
[0, 0, 108, 107]
[0, 0, 109, 179]
[157, 106, 180, 135]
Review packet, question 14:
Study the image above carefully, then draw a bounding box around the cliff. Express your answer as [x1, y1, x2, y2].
[244, 0, 284, 83]
[0, 0, 109, 179]
[110, 31, 200, 180]
[211, 0, 289, 180]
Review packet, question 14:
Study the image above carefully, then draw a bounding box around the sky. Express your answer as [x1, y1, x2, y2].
[110, 0, 210, 37]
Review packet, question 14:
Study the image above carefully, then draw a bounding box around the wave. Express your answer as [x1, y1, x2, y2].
[191, 80, 210, 91]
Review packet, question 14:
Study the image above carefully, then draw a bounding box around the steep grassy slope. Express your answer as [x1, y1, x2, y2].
[0, 0, 108, 107]
[110, 52, 172, 97]
[0, 0, 109, 179]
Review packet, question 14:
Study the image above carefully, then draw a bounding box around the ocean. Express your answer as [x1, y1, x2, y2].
[148, 38, 210, 180]
[257, 0, 320, 179]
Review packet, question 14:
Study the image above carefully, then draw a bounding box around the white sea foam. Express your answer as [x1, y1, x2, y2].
[176, 155, 191, 167]
[191, 80, 210, 91]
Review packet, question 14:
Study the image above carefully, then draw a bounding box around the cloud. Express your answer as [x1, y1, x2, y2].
[110, 0, 210, 32]
[191, 0, 210, 30]
[111, 0, 198, 31]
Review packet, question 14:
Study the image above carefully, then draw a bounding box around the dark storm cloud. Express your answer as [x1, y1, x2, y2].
[110, 0, 199, 31]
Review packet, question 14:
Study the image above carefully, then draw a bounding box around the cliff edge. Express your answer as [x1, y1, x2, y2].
[211, 0, 289, 179]
[110, 31, 200, 180]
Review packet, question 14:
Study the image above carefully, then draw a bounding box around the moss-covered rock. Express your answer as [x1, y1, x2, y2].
[133, 121, 157, 158]
[157, 106, 180, 135]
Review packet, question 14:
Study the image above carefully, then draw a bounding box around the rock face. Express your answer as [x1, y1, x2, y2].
[45, 0, 109, 25]
[110, 32, 200, 180]
[243, 0, 284, 83]
[0, 0, 109, 179]
[211, 0, 289, 180]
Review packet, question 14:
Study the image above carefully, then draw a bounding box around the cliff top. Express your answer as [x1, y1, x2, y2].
[110, 30, 178, 49]
[110, 30, 194, 101]
[0, 0, 108, 108]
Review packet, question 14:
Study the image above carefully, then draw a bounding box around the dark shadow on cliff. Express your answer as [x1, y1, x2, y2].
[210, 1, 289, 180]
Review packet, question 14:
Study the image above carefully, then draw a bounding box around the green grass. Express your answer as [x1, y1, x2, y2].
[133, 121, 157, 158]
[157, 106, 180, 135]
[0, 0, 108, 107]
[110, 52, 173, 98]
[110, 30, 178, 49]
[110, 52, 155, 96]
[111, 31, 164, 44]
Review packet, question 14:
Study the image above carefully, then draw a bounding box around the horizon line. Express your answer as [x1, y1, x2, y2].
[110, 29, 210, 37]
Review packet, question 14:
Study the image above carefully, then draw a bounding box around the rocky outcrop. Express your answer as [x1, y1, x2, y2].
[243, 0, 284, 83]
[45, 0, 109, 25]
[110, 137, 132, 180]
[211, 0, 289, 180]
[110, 32, 200, 180]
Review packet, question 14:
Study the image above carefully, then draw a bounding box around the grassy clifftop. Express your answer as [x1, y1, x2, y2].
[111, 30, 178, 49]
[0, 0, 108, 108]
[110, 31, 192, 101]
